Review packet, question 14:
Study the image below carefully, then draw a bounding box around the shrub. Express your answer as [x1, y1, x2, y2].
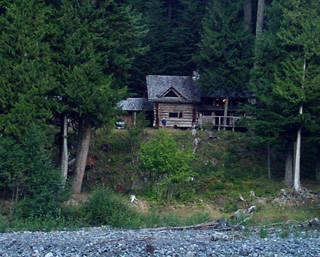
[139, 131, 195, 200]
[84, 187, 142, 228]
[0, 127, 64, 218]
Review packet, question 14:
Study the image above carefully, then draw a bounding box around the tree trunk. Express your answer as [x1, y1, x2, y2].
[294, 106, 303, 192]
[133, 111, 137, 127]
[267, 143, 271, 179]
[255, 0, 265, 64]
[284, 143, 293, 187]
[223, 97, 229, 130]
[255, 0, 265, 36]
[72, 119, 92, 194]
[244, 0, 252, 31]
[60, 114, 68, 187]
[293, 57, 306, 192]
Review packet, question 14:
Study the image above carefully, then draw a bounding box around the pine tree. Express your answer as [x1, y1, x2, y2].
[51, 0, 146, 193]
[274, 0, 320, 191]
[173, 0, 208, 75]
[195, 0, 253, 126]
[248, 0, 320, 189]
[0, 0, 55, 139]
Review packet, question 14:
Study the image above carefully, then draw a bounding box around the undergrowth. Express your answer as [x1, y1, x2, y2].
[1, 129, 318, 232]
[87, 129, 284, 203]
[0, 187, 211, 232]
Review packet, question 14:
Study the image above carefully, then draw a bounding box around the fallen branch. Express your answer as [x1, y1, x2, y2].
[139, 221, 233, 232]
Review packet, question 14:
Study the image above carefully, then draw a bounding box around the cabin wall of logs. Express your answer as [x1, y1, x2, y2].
[153, 103, 196, 128]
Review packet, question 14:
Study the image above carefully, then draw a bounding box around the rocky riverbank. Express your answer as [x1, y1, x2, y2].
[1, 224, 320, 257]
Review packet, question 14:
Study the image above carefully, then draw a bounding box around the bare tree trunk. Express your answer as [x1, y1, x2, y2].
[294, 106, 303, 192]
[284, 143, 293, 187]
[293, 141, 296, 178]
[133, 111, 137, 127]
[255, 0, 265, 64]
[223, 97, 229, 130]
[60, 114, 68, 187]
[267, 143, 271, 179]
[72, 120, 92, 194]
[244, 0, 252, 31]
[293, 57, 306, 192]
[255, 0, 265, 36]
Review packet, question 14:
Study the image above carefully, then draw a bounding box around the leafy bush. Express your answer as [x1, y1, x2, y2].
[84, 187, 142, 228]
[139, 131, 195, 200]
[0, 127, 64, 218]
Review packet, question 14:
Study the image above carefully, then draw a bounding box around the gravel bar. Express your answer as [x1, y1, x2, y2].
[0, 226, 319, 257]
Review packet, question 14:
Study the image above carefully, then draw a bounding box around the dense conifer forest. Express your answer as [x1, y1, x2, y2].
[0, 0, 319, 230]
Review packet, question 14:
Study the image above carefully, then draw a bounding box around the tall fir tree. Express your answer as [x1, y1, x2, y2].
[195, 0, 253, 126]
[173, 0, 208, 76]
[274, 0, 320, 191]
[51, 0, 146, 193]
[0, 0, 55, 139]
[127, 0, 209, 95]
[248, 0, 320, 188]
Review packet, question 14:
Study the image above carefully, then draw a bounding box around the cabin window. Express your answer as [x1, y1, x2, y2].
[169, 112, 178, 118]
[179, 112, 183, 118]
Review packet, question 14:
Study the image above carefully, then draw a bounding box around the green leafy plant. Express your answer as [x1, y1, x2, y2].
[0, 127, 64, 218]
[83, 187, 142, 228]
[139, 131, 195, 200]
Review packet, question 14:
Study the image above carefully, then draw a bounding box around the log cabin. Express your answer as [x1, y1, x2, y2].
[118, 75, 254, 129]
[146, 75, 201, 128]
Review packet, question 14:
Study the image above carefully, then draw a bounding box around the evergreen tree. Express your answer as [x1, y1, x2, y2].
[127, 0, 209, 95]
[274, 0, 320, 191]
[0, 0, 55, 139]
[248, 0, 320, 189]
[51, 0, 146, 193]
[195, 0, 253, 126]
[174, 0, 208, 75]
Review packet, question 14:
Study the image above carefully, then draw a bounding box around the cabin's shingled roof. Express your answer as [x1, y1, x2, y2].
[146, 75, 201, 103]
[117, 98, 153, 111]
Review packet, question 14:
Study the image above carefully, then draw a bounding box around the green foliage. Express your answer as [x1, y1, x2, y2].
[195, 0, 252, 95]
[83, 187, 142, 228]
[194, 134, 281, 199]
[246, 0, 320, 182]
[126, 112, 150, 153]
[140, 131, 194, 178]
[126, 0, 208, 94]
[139, 131, 195, 200]
[0, 127, 64, 218]
[0, 0, 54, 139]
[51, 0, 147, 128]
